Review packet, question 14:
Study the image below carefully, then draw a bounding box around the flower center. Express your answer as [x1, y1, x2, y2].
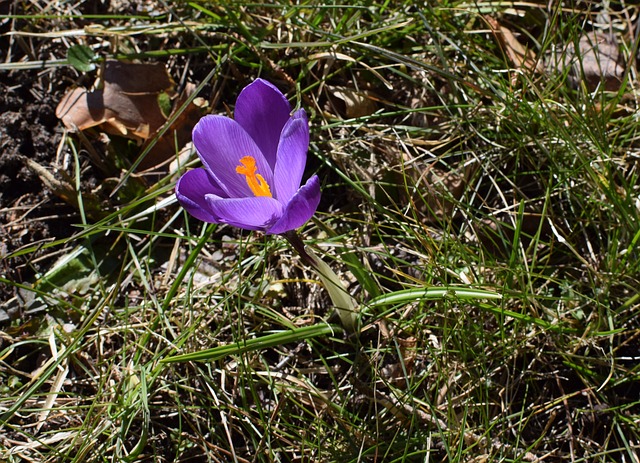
[236, 156, 272, 197]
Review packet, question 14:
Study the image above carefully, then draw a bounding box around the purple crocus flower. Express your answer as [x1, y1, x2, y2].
[175, 79, 320, 234]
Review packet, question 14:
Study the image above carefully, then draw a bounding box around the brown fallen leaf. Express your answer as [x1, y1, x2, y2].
[137, 82, 207, 172]
[328, 85, 378, 119]
[549, 31, 624, 92]
[486, 16, 543, 74]
[56, 60, 175, 142]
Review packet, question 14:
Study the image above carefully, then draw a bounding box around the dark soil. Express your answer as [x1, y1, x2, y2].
[0, 68, 80, 302]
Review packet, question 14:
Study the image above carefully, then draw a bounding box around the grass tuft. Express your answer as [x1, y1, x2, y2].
[2, 1, 640, 461]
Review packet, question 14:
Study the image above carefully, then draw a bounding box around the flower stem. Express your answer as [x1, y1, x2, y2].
[283, 231, 359, 332]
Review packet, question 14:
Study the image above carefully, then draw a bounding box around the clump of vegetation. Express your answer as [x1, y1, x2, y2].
[1, 1, 639, 461]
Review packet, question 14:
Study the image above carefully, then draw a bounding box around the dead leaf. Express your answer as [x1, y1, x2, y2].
[411, 164, 476, 223]
[25, 158, 77, 206]
[486, 16, 543, 73]
[137, 83, 207, 172]
[56, 60, 175, 142]
[549, 31, 624, 92]
[328, 86, 378, 118]
[25, 158, 103, 217]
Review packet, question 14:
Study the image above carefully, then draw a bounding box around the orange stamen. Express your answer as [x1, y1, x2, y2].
[236, 156, 272, 197]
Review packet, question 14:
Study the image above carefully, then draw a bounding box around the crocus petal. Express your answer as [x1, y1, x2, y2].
[193, 115, 274, 198]
[206, 195, 284, 231]
[234, 79, 292, 169]
[267, 175, 321, 235]
[273, 109, 309, 203]
[175, 168, 227, 223]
